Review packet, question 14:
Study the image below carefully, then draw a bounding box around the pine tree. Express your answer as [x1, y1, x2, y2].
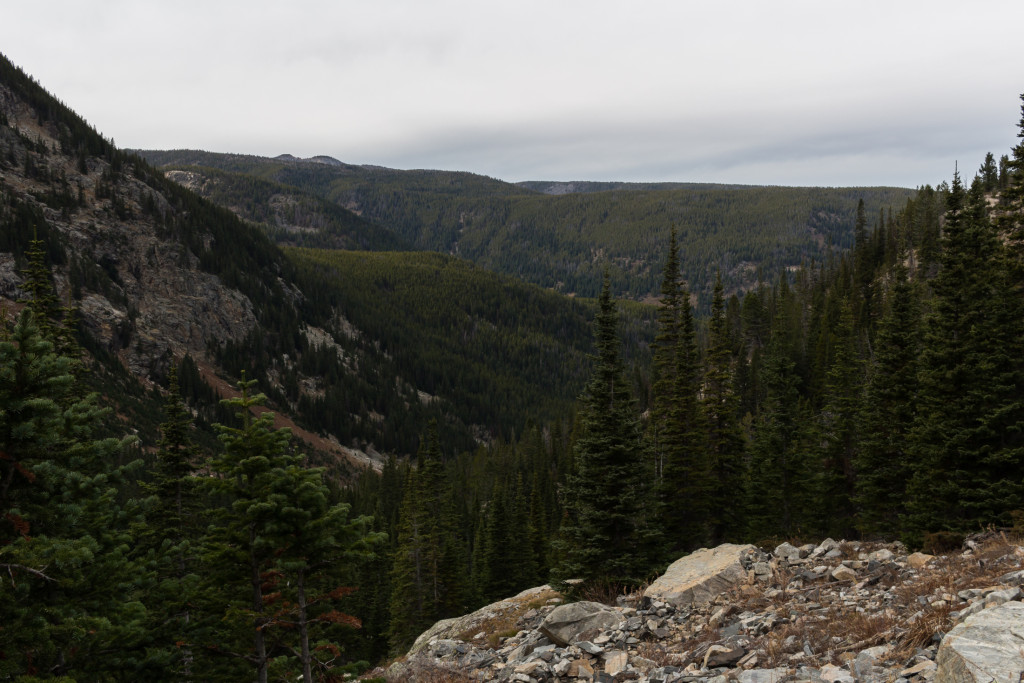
[855, 248, 921, 538]
[906, 174, 1024, 540]
[136, 365, 202, 676]
[388, 423, 467, 653]
[650, 228, 708, 555]
[0, 309, 143, 678]
[745, 298, 812, 541]
[813, 299, 862, 538]
[702, 272, 747, 543]
[551, 275, 653, 587]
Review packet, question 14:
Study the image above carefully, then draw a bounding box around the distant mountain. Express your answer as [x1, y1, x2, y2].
[139, 149, 917, 306]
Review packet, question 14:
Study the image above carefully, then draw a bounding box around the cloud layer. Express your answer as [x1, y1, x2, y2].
[3, 0, 1022, 186]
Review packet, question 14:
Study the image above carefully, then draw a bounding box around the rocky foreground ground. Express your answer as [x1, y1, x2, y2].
[372, 534, 1024, 682]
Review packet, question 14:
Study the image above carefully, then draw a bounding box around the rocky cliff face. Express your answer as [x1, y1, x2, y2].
[0, 83, 257, 378]
[385, 535, 1024, 682]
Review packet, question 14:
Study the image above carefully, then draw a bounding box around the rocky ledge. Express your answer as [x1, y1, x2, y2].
[379, 535, 1024, 682]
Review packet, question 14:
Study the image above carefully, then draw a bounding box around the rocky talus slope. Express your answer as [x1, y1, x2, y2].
[381, 536, 1024, 682]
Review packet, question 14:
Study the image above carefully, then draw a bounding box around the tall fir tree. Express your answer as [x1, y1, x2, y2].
[552, 274, 653, 587]
[855, 247, 921, 538]
[198, 379, 379, 682]
[0, 307, 144, 679]
[812, 299, 862, 538]
[906, 173, 1024, 541]
[701, 272, 747, 544]
[388, 422, 467, 653]
[745, 295, 812, 541]
[649, 228, 708, 555]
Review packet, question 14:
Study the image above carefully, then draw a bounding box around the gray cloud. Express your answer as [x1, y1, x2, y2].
[2, 0, 1021, 187]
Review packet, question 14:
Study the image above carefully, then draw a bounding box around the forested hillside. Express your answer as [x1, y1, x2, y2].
[0, 52, 599, 463]
[139, 148, 916, 307]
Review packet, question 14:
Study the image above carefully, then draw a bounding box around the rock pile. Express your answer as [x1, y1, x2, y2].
[381, 535, 1024, 682]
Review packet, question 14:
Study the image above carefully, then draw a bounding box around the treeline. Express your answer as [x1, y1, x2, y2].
[555, 95, 1024, 582]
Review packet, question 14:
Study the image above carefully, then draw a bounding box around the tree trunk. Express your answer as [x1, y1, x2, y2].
[298, 567, 312, 683]
[250, 527, 268, 683]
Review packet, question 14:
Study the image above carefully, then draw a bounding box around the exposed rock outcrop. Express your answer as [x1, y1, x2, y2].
[383, 535, 1024, 683]
[539, 601, 624, 647]
[643, 543, 764, 608]
[935, 601, 1024, 683]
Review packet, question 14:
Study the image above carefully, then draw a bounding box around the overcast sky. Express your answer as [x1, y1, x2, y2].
[2, 1, 1022, 187]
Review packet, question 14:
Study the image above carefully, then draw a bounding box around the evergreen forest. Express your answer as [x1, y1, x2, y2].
[2, 49, 1024, 680]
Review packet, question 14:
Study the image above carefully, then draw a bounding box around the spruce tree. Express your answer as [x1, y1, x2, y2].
[855, 249, 921, 538]
[388, 423, 467, 653]
[702, 272, 747, 544]
[0, 309, 143, 678]
[551, 274, 653, 587]
[650, 228, 708, 555]
[906, 174, 1024, 540]
[136, 365, 202, 676]
[745, 299, 812, 541]
[813, 299, 862, 538]
[198, 379, 379, 682]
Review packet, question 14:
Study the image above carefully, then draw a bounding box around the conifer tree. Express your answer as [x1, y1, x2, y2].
[388, 423, 467, 653]
[813, 299, 862, 538]
[650, 228, 707, 554]
[199, 379, 379, 682]
[855, 248, 920, 538]
[701, 272, 747, 543]
[552, 274, 653, 587]
[906, 174, 1024, 540]
[0, 308, 143, 678]
[745, 298, 812, 541]
[137, 365, 202, 676]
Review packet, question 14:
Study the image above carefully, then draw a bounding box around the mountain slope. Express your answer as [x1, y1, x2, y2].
[0, 54, 600, 467]
[139, 148, 917, 306]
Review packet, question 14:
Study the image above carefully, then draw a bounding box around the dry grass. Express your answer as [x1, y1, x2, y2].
[725, 535, 1022, 668]
[382, 660, 476, 683]
[455, 587, 562, 649]
[634, 641, 675, 668]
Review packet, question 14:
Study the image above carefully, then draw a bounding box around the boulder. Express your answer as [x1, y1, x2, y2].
[908, 551, 935, 569]
[408, 585, 557, 654]
[775, 541, 804, 561]
[603, 650, 628, 675]
[935, 601, 1024, 683]
[538, 601, 623, 647]
[644, 543, 762, 608]
[831, 565, 857, 582]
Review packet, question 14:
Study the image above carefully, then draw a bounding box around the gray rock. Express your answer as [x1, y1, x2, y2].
[408, 584, 555, 655]
[775, 541, 804, 561]
[819, 663, 855, 682]
[644, 543, 762, 608]
[603, 649, 628, 676]
[538, 601, 623, 647]
[935, 601, 1024, 683]
[704, 643, 745, 668]
[811, 538, 840, 557]
[997, 569, 1024, 586]
[738, 668, 791, 683]
[831, 565, 857, 582]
